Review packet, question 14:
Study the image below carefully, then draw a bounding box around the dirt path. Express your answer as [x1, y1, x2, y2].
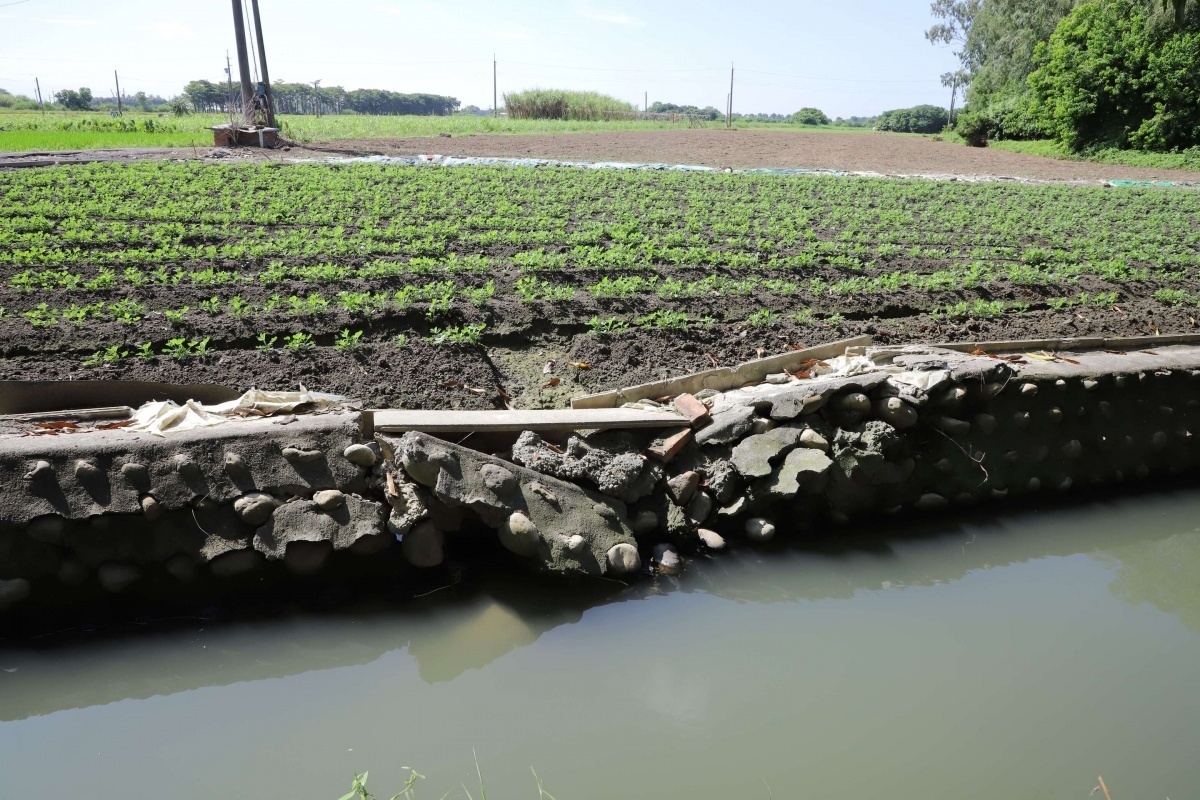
[314, 129, 1200, 183]
[4, 129, 1199, 183]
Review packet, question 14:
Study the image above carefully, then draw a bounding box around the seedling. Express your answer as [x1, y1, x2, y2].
[334, 329, 364, 351]
[163, 306, 189, 325]
[426, 323, 485, 345]
[255, 333, 278, 351]
[284, 332, 315, 350]
[586, 316, 630, 336]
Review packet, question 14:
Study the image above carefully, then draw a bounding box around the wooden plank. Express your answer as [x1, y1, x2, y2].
[372, 407, 689, 434]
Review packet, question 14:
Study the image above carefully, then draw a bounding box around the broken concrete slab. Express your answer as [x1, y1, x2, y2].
[730, 426, 807, 478]
[252, 495, 386, 560]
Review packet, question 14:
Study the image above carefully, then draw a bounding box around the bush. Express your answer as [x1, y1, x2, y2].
[1029, 0, 1200, 152]
[791, 107, 831, 125]
[875, 104, 950, 134]
[955, 110, 991, 146]
[503, 89, 634, 121]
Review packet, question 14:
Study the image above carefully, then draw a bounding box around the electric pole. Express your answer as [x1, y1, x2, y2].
[644, 91, 647, 113]
[249, 0, 275, 126]
[493, 54, 497, 118]
[947, 75, 958, 127]
[230, 0, 254, 121]
[34, 77, 43, 112]
[114, 70, 123, 115]
[727, 63, 734, 129]
[225, 51, 235, 117]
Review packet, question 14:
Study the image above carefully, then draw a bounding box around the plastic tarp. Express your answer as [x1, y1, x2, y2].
[123, 387, 350, 437]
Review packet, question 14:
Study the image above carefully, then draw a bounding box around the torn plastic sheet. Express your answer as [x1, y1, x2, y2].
[123, 387, 350, 437]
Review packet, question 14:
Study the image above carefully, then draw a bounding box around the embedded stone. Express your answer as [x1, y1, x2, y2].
[914, 493, 948, 510]
[718, 496, 748, 517]
[750, 417, 775, 435]
[27, 514, 66, 544]
[687, 491, 714, 524]
[343, 443, 378, 467]
[730, 427, 805, 478]
[631, 510, 660, 535]
[695, 405, 758, 445]
[697, 528, 727, 550]
[1033, 445, 1050, 462]
[479, 464, 518, 495]
[313, 490, 347, 511]
[651, 543, 682, 575]
[0, 578, 31, 612]
[23, 460, 52, 481]
[973, 414, 997, 435]
[934, 385, 968, 412]
[759, 446, 832, 498]
[224, 451, 250, 477]
[605, 543, 642, 576]
[1082, 379, 1099, 391]
[172, 454, 202, 481]
[500, 511, 541, 557]
[744, 517, 776, 542]
[140, 494, 163, 521]
[1061, 440, 1082, 459]
[233, 492, 279, 526]
[934, 416, 971, 436]
[401, 520, 444, 568]
[1098, 401, 1114, 419]
[563, 534, 586, 552]
[120, 462, 150, 489]
[74, 459, 103, 482]
[800, 429, 830, 452]
[1013, 411, 1031, 430]
[1048, 408, 1064, 424]
[282, 446, 324, 464]
[874, 396, 918, 429]
[666, 471, 700, 505]
[98, 563, 140, 593]
[1020, 382, 1038, 397]
[1152, 431, 1169, 450]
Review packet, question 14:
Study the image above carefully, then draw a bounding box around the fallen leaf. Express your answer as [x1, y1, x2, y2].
[541, 378, 561, 389]
[1143, 350, 1159, 356]
[463, 385, 487, 396]
[969, 348, 989, 356]
[96, 420, 134, 430]
[567, 361, 590, 370]
[1062, 357, 1081, 365]
[439, 381, 463, 389]
[788, 343, 809, 351]
[542, 360, 555, 375]
[705, 353, 719, 368]
[756, 348, 765, 359]
[1104, 349, 1127, 355]
[36, 421, 79, 430]
[1025, 351, 1057, 362]
[496, 384, 512, 401]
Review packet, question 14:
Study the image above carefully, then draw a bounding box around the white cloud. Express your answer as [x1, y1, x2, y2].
[573, 2, 643, 26]
[40, 17, 98, 26]
[495, 29, 532, 41]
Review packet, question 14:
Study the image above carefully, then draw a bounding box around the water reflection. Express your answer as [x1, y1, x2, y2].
[2, 487, 1198, 723]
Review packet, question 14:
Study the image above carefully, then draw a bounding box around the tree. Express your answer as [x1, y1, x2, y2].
[133, 91, 151, 112]
[926, 0, 983, 76]
[53, 88, 92, 111]
[1029, 0, 1200, 151]
[791, 107, 831, 125]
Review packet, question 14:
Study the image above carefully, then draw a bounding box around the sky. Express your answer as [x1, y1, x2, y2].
[0, 0, 961, 118]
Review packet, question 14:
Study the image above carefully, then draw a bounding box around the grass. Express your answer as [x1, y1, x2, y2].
[988, 138, 1200, 172]
[503, 89, 634, 121]
[0, 109, 881, 152]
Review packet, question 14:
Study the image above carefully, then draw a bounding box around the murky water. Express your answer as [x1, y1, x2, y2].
[3, 489, 1200, 800]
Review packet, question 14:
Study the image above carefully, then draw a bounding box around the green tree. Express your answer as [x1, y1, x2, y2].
[53, 88, 92, 111]
[1029, 0, 1200, 151]
[791, 107, 831, 125]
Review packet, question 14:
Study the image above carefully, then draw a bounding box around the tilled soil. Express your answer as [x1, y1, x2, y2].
[5, 129, 1200, 183]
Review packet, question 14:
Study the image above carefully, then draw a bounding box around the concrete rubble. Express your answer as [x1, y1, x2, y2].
[5, 337, 1200, 618]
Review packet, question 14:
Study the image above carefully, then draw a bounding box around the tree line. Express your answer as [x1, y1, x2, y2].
[929, 0, 1200, 152]
[182, 79, 459, 116]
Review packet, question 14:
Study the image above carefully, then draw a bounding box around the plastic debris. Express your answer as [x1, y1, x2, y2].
[123, 387, 350, 436]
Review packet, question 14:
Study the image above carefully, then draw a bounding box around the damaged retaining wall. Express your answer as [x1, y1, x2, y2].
[3, 340, 1200, 619]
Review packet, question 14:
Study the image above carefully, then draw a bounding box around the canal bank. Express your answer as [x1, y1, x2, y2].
[4, 334, 1200, 626]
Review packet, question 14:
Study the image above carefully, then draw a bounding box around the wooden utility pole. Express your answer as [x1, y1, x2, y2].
[727, 63, 734, 129]
[249, 0, 275, 126]
[225, 51, 235, 116]
[644, 91, 647, 112]
[114, 70, 123, 115]
[34, 77, 43, 112]
[493, 54, 497, 117]
[947, 75, 958, 127]
[230, 0, 254, 119]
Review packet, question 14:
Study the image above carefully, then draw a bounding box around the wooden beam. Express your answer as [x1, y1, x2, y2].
[372, 407, 689, 434]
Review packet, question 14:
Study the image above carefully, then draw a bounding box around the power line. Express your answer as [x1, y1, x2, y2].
[740, 68, 938, 84]
[499, 59, 725, 73]
[0, 0, 34, 8]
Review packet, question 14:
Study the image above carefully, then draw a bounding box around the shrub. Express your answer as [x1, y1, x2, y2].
[1029, 0, 1200, 152]
[956, 110, 992, 146]
[875, 104, 950, 134]
[503, 89, 635, 121]
[791, 107, 831, 125]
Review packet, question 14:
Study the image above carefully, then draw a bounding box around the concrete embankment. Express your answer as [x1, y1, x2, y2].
[3, 336, 1200, 622]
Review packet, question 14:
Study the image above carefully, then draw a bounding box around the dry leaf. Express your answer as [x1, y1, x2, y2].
[464, 386, 487, 396]
[541, 377, 561, 389]
[567, 361, 590, 369]
[969, 348, 988, 356]
[496, 384, 512, 401]
[542, 360, 555, 375]
[1062, 357, 1081, 365]
[1143, 350, 1159, 355]
[705, 353, 719, 368]
[1025, 351, 1057, 362]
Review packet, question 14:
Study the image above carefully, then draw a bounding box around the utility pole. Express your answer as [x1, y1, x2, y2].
[249, 0, 275, 126]
[114, 70, 123, 115]
[230, 0, 254, 121]
[644, 91, 647, 113]
[947, 75, 958, 127]
[225, 51, 235, 117]
[727, 63, 734, 129]
[493, 54, 497, 118]
[34, 77, 43, 112]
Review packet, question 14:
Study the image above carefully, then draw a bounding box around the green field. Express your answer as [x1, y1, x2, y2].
[988, 138, 1200, 173]
[0, 160, 1197, 407]
[0, 111, 865, 152]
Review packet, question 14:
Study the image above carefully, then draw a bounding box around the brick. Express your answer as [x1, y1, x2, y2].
[646, 428, 693, 463]
[672, 393, 711, 425]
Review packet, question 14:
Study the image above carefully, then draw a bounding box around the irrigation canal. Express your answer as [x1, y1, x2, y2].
[2, 485, 1199, 799]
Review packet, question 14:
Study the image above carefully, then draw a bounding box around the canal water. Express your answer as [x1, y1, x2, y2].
[3, 489, 1200, 800]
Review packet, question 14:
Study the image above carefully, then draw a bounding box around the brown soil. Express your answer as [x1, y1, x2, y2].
[313, 129, 1200, 183]
[5, 129, 1199, 183]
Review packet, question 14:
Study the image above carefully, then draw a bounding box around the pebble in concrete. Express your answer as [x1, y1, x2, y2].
[313, 490, 347, 511]
[140, 495, 163, 521]
[631, 510, 660, 535]
[500, 511, 541, 557]
[605, 543, 642, 576]
[745, 517, 776, 543]
[875, 397, 918, 429]
[666, 471, 700, 505]
[23, 460, 52, 481]
[343, 443, 378, 467]
[687, 491, 714, 524]
[233, 492, 279, 526]
[697, 528, 727, 550]
[651, 543, 682, 575]
[402, 519, 445, 568]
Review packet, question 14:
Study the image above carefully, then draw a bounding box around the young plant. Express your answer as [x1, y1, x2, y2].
[83, 344, 128, 367]
[255, 333, 278, 350]
[227, 295, 252, 319]
[586, 315, 630, 336]
[135, 342, 155, 360]
[745, 309, 779, 328]
[284, 332, 315, 350]
[334, 328, 364, 351]
[200, 297, 222, 315]
[163, 306, 190, 325]
[426, 323, 486, 345]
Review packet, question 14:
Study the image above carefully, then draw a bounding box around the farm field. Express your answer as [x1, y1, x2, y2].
[1, 161, 1198, 410]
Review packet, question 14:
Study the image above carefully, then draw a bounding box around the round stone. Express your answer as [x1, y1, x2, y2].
[233, 492, 278, 526]
[605, 543, 642, 576]
[402, 520, 445, 568]
[343, 443, 378, 467]
[499, 511, 541, 558]
[631, 510, 659, 535]
[745, 517, 776, 542]
[651, 543, 682, 575]
[313, 490, 347, 512]
[697, 528, 727, 550]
